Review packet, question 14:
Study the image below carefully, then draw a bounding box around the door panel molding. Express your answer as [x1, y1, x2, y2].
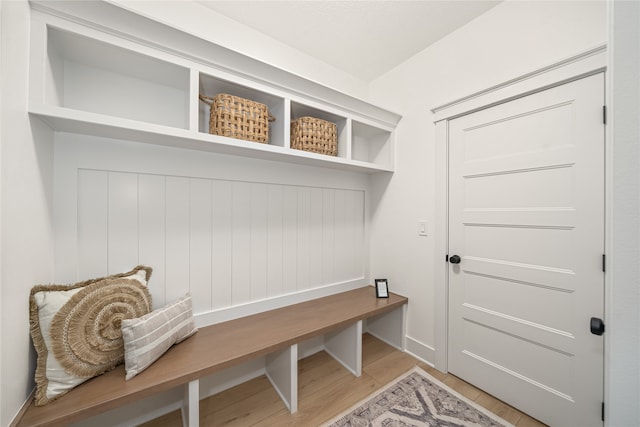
[461, 303, 576, 355]
[460, 350, 574, 401]
[461, 256, 576, 291]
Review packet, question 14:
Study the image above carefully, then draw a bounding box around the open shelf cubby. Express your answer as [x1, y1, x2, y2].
[198, 73, 286, 147]
[352, 120, 394, 169]
[45, 27, 190, 129]
[290, 101, 348, 160]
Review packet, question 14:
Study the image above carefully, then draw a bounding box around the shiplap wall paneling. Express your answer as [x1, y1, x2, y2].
[250, 183, 268, 301]
[211, 180, 233, 310]
[357, 191, 365, 277]
[334, 189, 349, 282]
[232, 181, 252, 305]
[108, 172, 139, 279]
[296, 187, 311, 291]
[73, 170, 367, 315]
[349, 190, 362, 279]
[322, 188, 336, 285]
[189, 178, 213, 314]
[165, 177, 190, 304]
[77, 169, 108, 279]
[309, 187, 323, 289]
[139, 174, 166, 308]
[267, 184, 285, 297]
[333, 188, 362, 284]
[282, 185, 298, 295]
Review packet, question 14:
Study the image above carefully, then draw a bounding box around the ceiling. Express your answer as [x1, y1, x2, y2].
[199, 1, 501, 82]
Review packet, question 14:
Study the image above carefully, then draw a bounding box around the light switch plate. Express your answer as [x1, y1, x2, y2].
[418, 221, 428, 236]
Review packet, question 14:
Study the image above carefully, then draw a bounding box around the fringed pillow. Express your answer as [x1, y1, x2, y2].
[29, 266, 153, 406]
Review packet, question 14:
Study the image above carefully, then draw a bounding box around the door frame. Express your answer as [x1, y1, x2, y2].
[432, 44, 607, 372]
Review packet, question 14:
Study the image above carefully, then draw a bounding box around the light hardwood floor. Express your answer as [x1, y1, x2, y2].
[141, 333, 547, 427]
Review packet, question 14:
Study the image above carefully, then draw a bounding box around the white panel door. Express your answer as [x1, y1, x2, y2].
[448, 74, 604, 427]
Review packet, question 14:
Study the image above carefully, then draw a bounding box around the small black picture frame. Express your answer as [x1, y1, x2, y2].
[375, 278, 389, 298]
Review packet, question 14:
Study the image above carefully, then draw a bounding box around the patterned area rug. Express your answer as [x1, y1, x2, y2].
[322, 366, 515, 427]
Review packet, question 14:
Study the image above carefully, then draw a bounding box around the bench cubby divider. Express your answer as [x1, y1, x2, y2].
[265, 343, 299, 413]
[325, 320, 363, 377]
[182, 379, 199, 427]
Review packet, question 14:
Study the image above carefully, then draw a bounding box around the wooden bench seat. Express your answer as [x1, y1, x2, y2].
[16, 286, 408, 427]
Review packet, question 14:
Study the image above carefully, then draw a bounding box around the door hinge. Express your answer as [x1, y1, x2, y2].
[445, 254, 449, 263]
[603, 105, 607, 125]
[602, 254, 606, 273]
[602, 401, 605, 421]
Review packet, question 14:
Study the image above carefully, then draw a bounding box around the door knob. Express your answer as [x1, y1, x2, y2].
[449, 255, 461, 264]
[590, 317, 605, 336]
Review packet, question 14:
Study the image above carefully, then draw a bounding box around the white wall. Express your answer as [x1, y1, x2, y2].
[606, 1, 640, 425]
[368, 0, 606, 365]
[0, 0, 3, 419]
[0, 1, 55, 425]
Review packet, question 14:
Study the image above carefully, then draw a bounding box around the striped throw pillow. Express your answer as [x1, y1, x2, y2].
[121, 293, 197, 380]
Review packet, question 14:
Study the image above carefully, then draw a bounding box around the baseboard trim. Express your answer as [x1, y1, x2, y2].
[8, 389, 35, 427]
[405, 336, 436, 367]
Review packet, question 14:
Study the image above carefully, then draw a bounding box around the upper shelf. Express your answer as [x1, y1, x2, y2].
[28, 8, 400, 173]
[30, 104, 393, 173]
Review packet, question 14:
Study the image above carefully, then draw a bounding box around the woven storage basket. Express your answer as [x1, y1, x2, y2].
[199, 93, 273, 143]
[290, 116, 337, 156]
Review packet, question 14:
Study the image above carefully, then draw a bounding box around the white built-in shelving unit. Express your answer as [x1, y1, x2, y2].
[20, 4, 403, 424]
[28, 4, 400, 173]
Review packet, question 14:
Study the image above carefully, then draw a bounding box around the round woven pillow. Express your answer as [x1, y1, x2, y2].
[49, 277, 152, 378]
